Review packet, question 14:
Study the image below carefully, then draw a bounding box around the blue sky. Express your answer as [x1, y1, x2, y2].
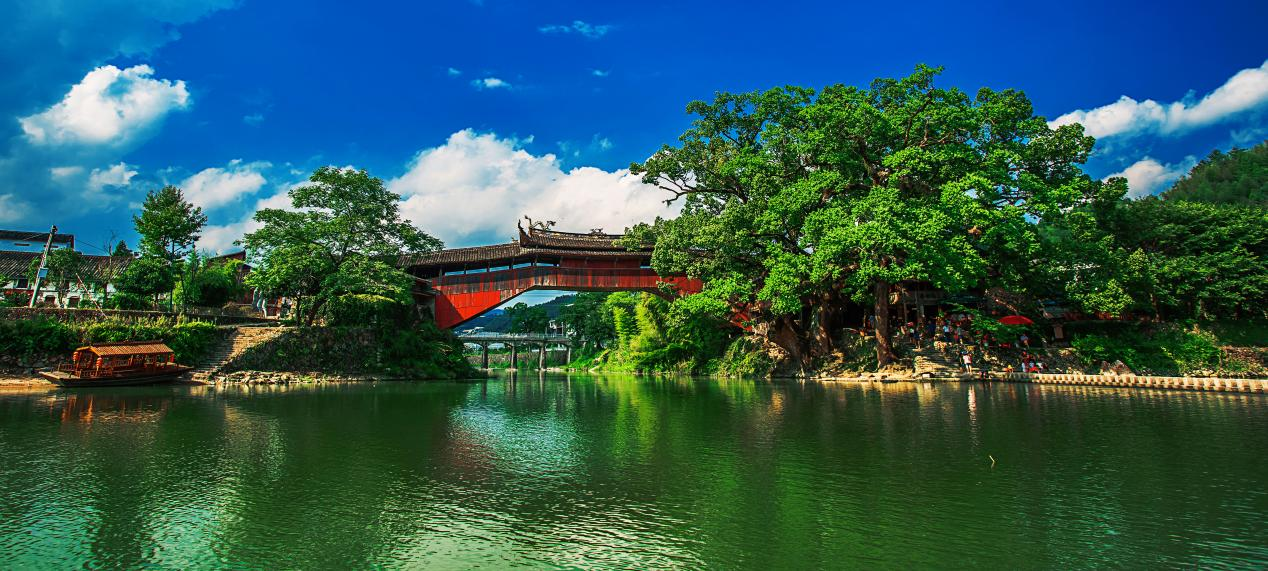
[2, 0, 1267, 270]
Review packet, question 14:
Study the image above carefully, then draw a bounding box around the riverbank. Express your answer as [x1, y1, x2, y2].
[0, 373, 48, 389]
[7, 366, 1265, 393]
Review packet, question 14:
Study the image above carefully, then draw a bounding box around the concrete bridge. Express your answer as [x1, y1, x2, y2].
[457, 332, 573, 370]
[403, 220, 701, 329]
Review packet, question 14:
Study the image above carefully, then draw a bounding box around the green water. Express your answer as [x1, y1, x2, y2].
[0, 375, 1265, 569]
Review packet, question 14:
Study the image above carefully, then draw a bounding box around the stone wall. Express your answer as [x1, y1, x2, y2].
[0, 307, 273, 326]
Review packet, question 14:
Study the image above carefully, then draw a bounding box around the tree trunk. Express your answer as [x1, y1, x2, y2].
[874, 279, 896, 367]
[809, 293, 837, 358]
[305, 298, 325, 326]
[769, 314, 810, 376]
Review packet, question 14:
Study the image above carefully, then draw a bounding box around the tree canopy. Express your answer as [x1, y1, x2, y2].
[27, 248, 86, 306]
[242, 166, 442, 325]
[503, 302, 550, 334]
[629, 65, 1113, 367]
[133, 185, 207, 264]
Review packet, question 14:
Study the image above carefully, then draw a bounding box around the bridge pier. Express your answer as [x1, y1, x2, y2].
[509, 343, 518, 370]
[566, 346, 572, 366]
[538, 342, 546, 370]
[480, 343, 489, 369]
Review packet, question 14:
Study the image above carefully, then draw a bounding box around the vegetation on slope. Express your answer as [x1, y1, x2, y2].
[1163, 141, 1268, 205]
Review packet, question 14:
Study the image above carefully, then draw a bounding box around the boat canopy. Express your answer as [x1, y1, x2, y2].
[76, 341, 175, 358]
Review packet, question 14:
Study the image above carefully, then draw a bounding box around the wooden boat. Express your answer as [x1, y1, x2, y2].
[40, 341, 192, 387]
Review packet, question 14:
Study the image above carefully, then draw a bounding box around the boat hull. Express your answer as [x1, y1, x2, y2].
[39, 367, 192, 388]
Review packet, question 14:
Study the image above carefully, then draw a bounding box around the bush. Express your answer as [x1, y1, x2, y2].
[227, 322, 474, 379]
[103, 292, 152, 310]
[1069, 324, 1222, 375]
[0, 317, 78, 366]
[0, 315, 222, 368]
[717, 336, 775, 377]
[80, 316, 221, 364]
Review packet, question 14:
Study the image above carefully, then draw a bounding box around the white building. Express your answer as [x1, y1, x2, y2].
[0, 230, 130, 308]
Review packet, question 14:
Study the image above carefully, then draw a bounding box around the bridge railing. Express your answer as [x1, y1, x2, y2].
[433, 266, 687, 295]
[457, 332, 571, 343]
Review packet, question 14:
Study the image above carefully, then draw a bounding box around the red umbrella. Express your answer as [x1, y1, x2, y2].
[998, 315, 1034, 326]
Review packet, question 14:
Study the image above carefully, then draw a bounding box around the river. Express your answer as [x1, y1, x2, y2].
[1, 374, 1265, 568]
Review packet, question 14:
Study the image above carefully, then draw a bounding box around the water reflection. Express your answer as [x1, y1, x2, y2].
[0, 377, 1265, 568]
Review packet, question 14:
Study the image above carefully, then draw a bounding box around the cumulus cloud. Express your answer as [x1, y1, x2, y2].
[1106, 156, 1198, 198]
[389, 130, 678, 246]
[538, 20, 614, 39]
[0, 64, 193, 222]
[19, 65, 189, 146]
[1051, 60, 1268, 139]
[180, 160, 271, 210]
[0, 0, 231, 131]
[88, 162, 138, 191]
[470, 77, 511, 90]
[197, 181, 298, 253]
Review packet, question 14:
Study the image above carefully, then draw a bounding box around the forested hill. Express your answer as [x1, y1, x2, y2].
[1163, 141, 1268, 205]
[459, 294, 577, 333]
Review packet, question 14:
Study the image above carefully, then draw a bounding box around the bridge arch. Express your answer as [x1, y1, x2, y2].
[402, 222, 701, 329]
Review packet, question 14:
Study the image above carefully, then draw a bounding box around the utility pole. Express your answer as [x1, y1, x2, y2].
[28, 226, 57, 308]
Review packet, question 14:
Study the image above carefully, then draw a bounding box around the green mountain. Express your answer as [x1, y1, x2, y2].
[1163, 141, 1268, 205]
[458, 294, 577, 333]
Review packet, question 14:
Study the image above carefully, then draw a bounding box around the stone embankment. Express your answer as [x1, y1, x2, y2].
[993, 372, 1265, 393]
[209, 371, 404, 384]
[823, 370, 1265, 393]
[189, 326, 285, 382]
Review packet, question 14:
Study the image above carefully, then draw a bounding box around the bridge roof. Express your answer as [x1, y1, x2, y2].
[402, 223, 651, 268]
[518, 226, 629, 249]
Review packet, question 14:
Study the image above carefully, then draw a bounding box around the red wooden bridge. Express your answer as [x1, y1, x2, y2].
[402, 222, 701, 329]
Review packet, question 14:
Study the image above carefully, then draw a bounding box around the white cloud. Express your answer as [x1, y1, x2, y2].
[1106, 156, 1198, 198]
[591, 69, 610, 77]
[389, 129, 679, 246]
[447, 67, 462, 76]
[19, 64, 190, 146]
[0, 194, 31, 223]
[180, 160, 270, 210]
[470, 77, 511, 90]
[49, 166, 85, 180]
[243, 113, 265, 126]
[197, 182, 297, 253]
[538, 20, 614, 39]
[88, 162, 138, 190]
[1051, 60, 1268, 138]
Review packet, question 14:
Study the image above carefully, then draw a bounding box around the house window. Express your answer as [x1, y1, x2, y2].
[67, 296, 80, 308]
[16, 278, 29, 289]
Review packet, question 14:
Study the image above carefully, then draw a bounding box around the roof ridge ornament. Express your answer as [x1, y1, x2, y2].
[522, 215, 556, 231]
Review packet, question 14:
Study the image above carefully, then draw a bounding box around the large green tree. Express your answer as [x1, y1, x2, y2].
[114, 256, 176, 308]
[134, 185, 207, 264]
[630, 65, 1113, 368]
[242, 167, 442, 325]
[504, 302, 550, 334]
[132, 185, 207, 310]
[558, 292, 617, 348]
